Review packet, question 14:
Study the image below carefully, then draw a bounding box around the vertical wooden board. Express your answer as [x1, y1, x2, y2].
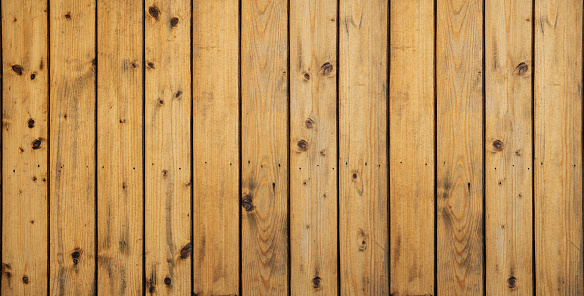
[290, 0, 338, 294]
[144, 0, 192, 295]
[96, 0, 143, 295]
[1, 0, 48, 294]
[241, 0, 288, 294]
[436, 0, 484, 294]
[49, 0, 96, 295]
[389, 0, 434, 294]
[192, 0, 239, 295]
[535, 0, 583, 294]
[485, 0, 533, 294]
[339, 0, 388, 295]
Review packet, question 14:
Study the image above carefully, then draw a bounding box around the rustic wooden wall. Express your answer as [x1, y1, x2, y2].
[1, 0, 582, 295]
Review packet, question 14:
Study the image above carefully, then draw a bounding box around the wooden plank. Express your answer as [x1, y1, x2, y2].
[241, 0, 288, 293]
[49, 0, 96, 294]
[436, 0, 484, 293]
[339, 0, 389, 294]
[144, 0, 192, 294]
[1, 0, 48, 294]
[192, 0, 239, 295]
[96, 0, 143, 295]
[535, 0, 583, 294]
[290, 0, 338, 294]
[485, 0, 533, 294]
[389, 0, 434, 294]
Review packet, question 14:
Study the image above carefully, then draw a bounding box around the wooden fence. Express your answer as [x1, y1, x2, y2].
[1, 0, 582, 295]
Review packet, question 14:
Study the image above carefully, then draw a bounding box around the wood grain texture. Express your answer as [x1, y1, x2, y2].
[436, 0, 484, 294]
[49, 0, 96, 294]
[290, 0, 338, 294]
[192, 0, 239, 295]
[485, 0, 533, 294]
[389, 0, 435, 294]
[97, 0, 143, 295]
[241, 0, 289, 294]
[534, 0, 583, 294]
[339, 0, 389, 294]
[145, 0, 192, 294]
[1, 0, 48, 294]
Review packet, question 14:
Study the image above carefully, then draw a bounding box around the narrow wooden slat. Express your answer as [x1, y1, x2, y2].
[145, 0, 192, 294]
[535, 0, 583, 294]
[339, 0, 389, 294]
[290, 0, 338, 294]
[485, 0, 533, 294]
[389, 0, 435, 294]
[1, 0, 48, 294]
[241, 0, 289, 293]
[97, 0, 143, 294]
[192, 0, 239, 295]
[436, 0, 484, 293]
[49, 0, 96, 294]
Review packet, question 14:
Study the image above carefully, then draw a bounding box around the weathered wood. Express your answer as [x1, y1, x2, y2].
[241, 0, 289, 294]
[97, 0, 143, 294]
[49, 0, 96, 294]
[535, 0, 583, 294]
[290, 0, 338, 294]
[389, 0, 435, 294]
[145, 0, 192, 294]
[339, 0, 389, 294]
[436, 0, 484, 293]
[1, 0, 48, 294]
[192, 0, 239, 295]
[485, 0, 533, 294]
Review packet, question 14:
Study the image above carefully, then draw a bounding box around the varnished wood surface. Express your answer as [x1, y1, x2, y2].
[290, 0, 338, 295]
[485, 0, 533, 294]
[389, 0, 435, 294]
[0, 0, 582, 295]
[535, 0, 583, 294]
[97, 0, 143, 294]
[437, 0, 484, 293]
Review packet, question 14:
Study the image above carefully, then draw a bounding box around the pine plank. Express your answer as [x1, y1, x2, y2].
[144, 0, 192, 294]
[241, 0, 289, 294]
[96, 0, 143, 295]
[1, 0, 48, 294]
[534, 0, 583, 294]
[339, 0, 389, 294]
[49, 0, 96, 294]
[290, 0, 338, 294]
[192, 0, 239, 295]
[485, 0, 533, 294]
[436, 0, 484, 293]
[389, 0, 435, 294]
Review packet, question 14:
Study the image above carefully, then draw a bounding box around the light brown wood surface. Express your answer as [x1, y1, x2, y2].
[485, 0, 533, 294]
[290, 0, 338, 295]
[1, 1, 584, 295]
[339, 0, 389, 294]
[2, 0, 48, 294]
[97, 0, 143, 295]
[241, 0, 289, 294]
[49, 0, 96, 294]
[145, 0, 192, 294]
[192, 0, 239, 295]
[389, 0, 435, 294]
[437, 0, 484, 294]
[535, 0, 583, 294]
